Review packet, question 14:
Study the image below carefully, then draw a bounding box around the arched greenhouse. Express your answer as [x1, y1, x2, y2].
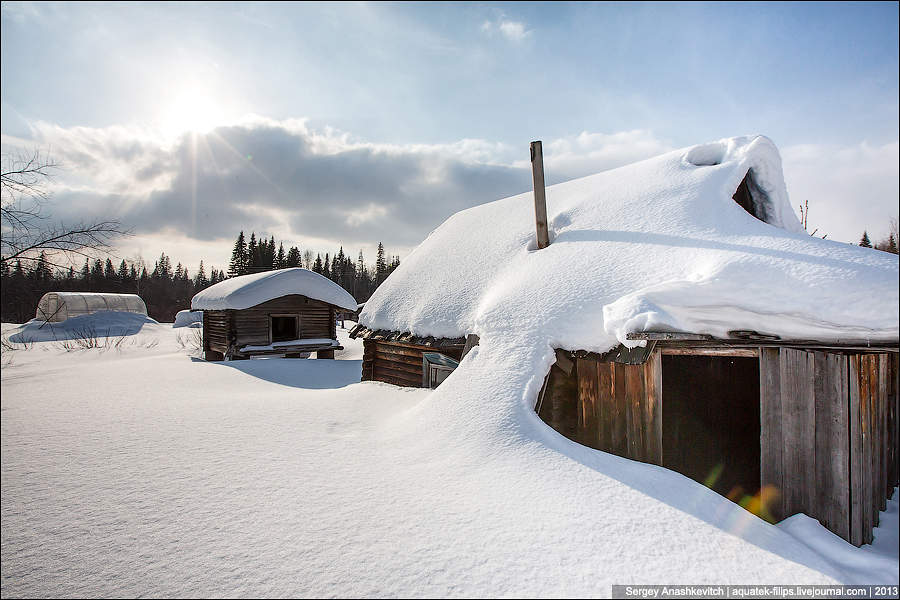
[35, 292, 148, 323]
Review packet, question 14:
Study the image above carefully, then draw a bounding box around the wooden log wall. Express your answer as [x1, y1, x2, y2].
[362, 340, 464, 387]
[543, 351, 662, 465]
[203, 310, 231, 354]
[761, 348, 897, 546]
[231, 295, 333, 348]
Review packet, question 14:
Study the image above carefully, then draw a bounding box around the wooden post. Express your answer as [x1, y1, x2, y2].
[531, 141, 550, 249]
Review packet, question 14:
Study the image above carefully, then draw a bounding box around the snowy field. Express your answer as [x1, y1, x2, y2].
[1, 316, 897, 597]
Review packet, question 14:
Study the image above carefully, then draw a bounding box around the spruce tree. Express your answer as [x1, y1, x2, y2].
[105, 258, 116, 283]
[247, 233, 258, 270]
[859, 231, 872, 248]
[229, 231, 248, 277]
[375, 242, 387, 285]
[91, 259, 104, 285]
[334, 247, 345, 283]
[33, 252, 52, 283]
[286, 246, 301, 268]
[194, 261, 208, 290]
[355, 250, 365, 297]
[275, 243, 286, 269]
[267, 236, 277, 269]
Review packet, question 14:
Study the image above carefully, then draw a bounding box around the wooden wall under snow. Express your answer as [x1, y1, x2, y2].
[537, 345, 898, 546]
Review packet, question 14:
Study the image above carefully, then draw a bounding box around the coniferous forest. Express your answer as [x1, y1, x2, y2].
[0, 232, 401, 323]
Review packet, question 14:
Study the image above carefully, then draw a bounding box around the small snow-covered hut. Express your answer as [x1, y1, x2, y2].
[351, 135, 899, 546]
[35, 292, 147, 322]
[191, 268, 357, 360]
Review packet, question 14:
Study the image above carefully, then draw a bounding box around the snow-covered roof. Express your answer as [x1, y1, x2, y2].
[360, 135, 899, 351]
[191, 268, 357, 312]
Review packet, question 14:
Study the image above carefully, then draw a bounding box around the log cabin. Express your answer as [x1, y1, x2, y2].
[348, 325, 470, 388]
[191, 267, 358, 360]
[352, 135, 899, 546]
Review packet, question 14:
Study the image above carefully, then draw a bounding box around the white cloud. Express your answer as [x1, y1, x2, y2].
[781, 141, 899, 244]
[21, 117, 892, 267]
[480, 17, 531, 42]
[498, 20, 529, 41]
[536, 130, 674, 181]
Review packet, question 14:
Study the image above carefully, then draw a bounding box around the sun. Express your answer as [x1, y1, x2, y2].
[161, 86, 227, 136]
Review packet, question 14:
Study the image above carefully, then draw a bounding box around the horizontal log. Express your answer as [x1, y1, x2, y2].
[374, 339, 465, 354]
[375, 349, 423, 364]
[374, 374, 421, 388]
[374, 359, 422, 376]
[373, 343, 425, 358]
[374, 358, 423, 377]
[373, 366, 421, 387]
[660, 347, 759, 357]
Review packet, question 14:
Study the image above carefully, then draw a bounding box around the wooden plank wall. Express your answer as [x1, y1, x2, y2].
[760, 348, 784, 521]
[362, 340, 464, 387]
[847, 353, 896, 545]
[780, 348, 817, 526]
[762, 348, 896, 546]
[203, 310, 231, 354]
[814, 352, 850, 541]
[887, 354, 900, 502]
[570, 352, 662, 465]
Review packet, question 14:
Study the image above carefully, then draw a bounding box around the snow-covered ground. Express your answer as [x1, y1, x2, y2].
[1, 318, 897, 597]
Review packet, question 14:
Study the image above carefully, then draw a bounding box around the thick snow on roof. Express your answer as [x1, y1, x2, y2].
[360, 135, 898, 348]
[191, 268, 357, 311]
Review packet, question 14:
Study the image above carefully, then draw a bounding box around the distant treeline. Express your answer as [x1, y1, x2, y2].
[225, 231, 400, 301]
[0, 232, 400, 323]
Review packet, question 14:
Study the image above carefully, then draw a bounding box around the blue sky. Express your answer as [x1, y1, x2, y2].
[2, 1, 898, 270]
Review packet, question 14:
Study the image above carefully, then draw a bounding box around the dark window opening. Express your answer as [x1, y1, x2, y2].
[732, 171, 770, 223]
[662, 355, 761, 506]
[271, 315, 298, 342]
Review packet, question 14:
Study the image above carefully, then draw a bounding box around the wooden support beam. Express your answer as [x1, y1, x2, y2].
[531, 140, 550, 250]
[660, 347, 759, 357]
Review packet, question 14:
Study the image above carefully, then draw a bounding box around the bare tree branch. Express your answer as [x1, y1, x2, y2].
[1, 149, 130, 269]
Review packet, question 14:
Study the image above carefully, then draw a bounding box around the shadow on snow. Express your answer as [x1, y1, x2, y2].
[191, 356, 363, 390]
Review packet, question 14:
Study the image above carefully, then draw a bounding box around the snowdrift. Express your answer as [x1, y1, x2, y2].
[173, 310, 203, 328]
[2, 137, 897, 596]
[350, 135, 899, 587]
[192, 268, 357, 311]
[7, 311, 160, 343]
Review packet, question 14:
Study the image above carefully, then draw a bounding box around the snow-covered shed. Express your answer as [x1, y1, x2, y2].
[351, 135, 899, 546]
[35, 292, 147, 322]
[191, 268, 357, 360]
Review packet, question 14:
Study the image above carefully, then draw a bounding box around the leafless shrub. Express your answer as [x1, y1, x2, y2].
[176, 327, 203, 356]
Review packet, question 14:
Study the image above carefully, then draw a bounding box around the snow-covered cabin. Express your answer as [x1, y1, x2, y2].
[350, 135, 899, 546]
[191, 268, 357, 360]
[35, 292, 147, 322]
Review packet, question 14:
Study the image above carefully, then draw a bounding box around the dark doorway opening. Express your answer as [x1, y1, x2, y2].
[662, 355, 761, 505]
[271, 315, 298, 342]
[732, 171, 770, 223]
